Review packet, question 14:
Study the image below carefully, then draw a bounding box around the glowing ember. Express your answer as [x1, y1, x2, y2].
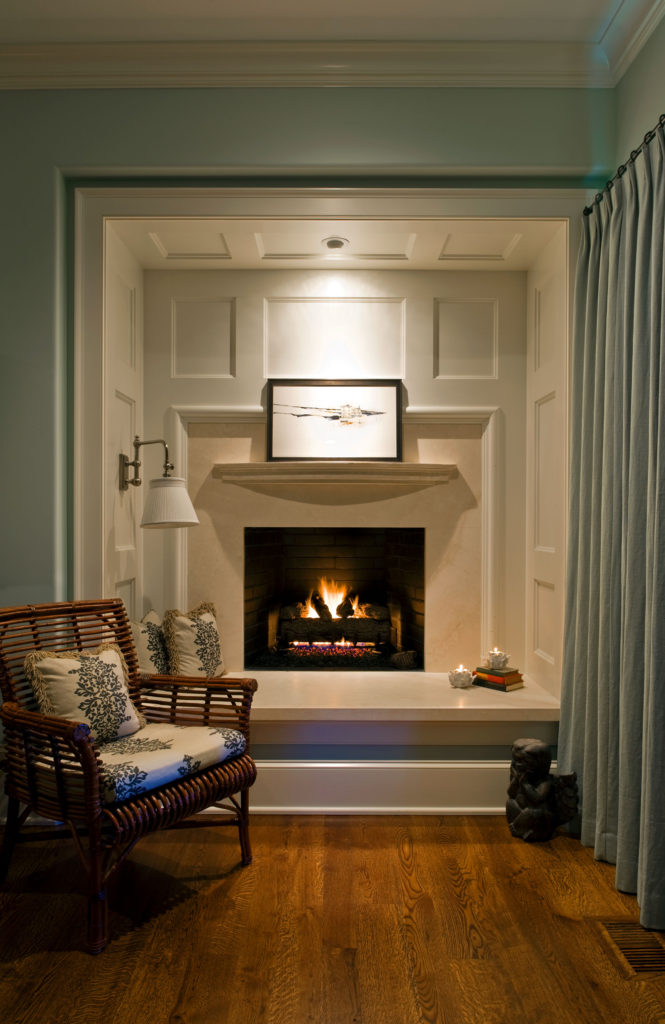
[288, 643, 378, 659]
[303, 577, 365, 619]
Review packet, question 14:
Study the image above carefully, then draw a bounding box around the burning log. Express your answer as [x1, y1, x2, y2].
[311, 592, 333, 620]
[280, 603, 306, 621]
[364, 604, 390, 620]
[280, 614, 391, 647]
[336, 595, 356, 618]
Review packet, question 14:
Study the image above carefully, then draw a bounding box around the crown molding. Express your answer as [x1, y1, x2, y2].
[0, 39, 614, 90]
[603, 0, 665, 85]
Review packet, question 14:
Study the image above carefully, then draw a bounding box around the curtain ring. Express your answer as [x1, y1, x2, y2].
[617, 163, 627, 177]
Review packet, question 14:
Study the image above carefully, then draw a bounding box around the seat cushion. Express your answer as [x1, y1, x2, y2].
[24, 643, 145, 744]
[97, 721, 246, 802]
[162, 602, 225, 677]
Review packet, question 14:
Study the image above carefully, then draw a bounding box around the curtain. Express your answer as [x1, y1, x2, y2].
[559, 122, 665, 928]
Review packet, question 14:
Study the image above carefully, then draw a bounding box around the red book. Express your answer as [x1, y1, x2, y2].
[474, 669, 523, 684]
[472, 677, 524, 692]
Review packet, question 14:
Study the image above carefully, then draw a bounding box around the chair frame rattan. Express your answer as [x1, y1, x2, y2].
[0, 599, 258, 953]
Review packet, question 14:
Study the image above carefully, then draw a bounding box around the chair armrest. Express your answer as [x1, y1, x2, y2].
[136, 675, 258, 738]
[0, 702, 103, 821]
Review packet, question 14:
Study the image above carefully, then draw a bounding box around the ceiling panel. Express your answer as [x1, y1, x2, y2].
[110, 217, 564, 271]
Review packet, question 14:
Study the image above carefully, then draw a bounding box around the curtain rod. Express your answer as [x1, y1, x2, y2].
[583, 112, 665, 216]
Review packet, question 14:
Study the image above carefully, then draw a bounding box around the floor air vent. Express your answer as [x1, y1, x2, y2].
[600, 921, 665, 974]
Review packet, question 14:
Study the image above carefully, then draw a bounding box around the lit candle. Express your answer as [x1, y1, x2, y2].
[488, 647, 509, 669]
[449, 664, 473, 688]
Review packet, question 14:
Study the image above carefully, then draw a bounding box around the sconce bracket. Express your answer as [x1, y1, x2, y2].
[119, 436, 174, 491]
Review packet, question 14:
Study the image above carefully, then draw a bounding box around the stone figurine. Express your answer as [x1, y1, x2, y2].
[506, 737, 578, 842]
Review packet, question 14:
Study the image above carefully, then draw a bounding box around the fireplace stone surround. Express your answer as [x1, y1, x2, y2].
[181, 414, 560, 811]
[187, 415, 490, 674]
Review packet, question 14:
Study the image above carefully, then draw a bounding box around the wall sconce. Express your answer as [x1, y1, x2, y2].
[119, 436, 199, 529]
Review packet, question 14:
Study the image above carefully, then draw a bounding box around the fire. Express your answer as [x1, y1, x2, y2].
[303, 577, 365, 619]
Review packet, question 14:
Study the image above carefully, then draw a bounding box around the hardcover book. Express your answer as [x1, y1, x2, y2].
[472, 677, 524, 692]
[474, 669, 523, 684]
[475, 665, 521, 678]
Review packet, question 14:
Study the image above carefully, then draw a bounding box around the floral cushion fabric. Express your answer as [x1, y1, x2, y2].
[24, 643, 145, 744]
[130, 610, 169, 675]
[162, 602, 225, 677]
[96, 721, 246, 802]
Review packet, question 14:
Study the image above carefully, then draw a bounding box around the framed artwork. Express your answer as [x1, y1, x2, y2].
[267, 379, 402, 462]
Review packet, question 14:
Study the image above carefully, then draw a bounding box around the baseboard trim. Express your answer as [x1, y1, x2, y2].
[251, 759, 511, 814]
[1, 760, 516, 820]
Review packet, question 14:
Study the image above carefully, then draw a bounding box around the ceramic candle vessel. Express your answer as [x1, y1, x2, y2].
[488, 649, 509, 670]
[449, 667, 473, 688]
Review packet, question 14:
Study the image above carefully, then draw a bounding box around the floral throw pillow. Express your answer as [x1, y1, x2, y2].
[162, 602, 225, 678]
[130, 610, 169, 675]
[24, 643, 145, 744]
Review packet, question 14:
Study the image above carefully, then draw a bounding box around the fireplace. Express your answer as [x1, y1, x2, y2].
[244, 527, 425, 670]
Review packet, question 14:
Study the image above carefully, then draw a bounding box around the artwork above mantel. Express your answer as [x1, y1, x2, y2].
[212, 462, 457, 488]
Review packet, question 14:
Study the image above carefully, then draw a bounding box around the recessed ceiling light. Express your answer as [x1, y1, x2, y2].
[321, 235, 350, 251]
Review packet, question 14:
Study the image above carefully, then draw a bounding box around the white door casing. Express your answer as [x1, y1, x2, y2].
[103, 225, 144, 617]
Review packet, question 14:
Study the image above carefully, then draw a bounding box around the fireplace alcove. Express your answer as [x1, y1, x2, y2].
[244, 527, 425, 670]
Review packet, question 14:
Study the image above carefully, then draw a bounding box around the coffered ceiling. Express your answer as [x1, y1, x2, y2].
[111, 217, 564, 271]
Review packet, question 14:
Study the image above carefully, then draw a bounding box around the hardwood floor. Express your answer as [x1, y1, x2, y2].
[1, 815, 664, 1024]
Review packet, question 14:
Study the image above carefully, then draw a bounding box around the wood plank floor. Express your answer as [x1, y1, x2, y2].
[1, 815, 664, 1024]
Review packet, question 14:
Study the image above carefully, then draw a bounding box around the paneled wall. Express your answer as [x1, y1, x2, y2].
[104, 228, 144, 620]
[142, 267, 544, 680]
[525, 226, 568, 692]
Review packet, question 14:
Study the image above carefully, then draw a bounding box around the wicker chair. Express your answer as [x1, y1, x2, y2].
[0, 599, 258, 953]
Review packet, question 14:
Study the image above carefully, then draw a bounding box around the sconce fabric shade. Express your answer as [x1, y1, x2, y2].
[140, 477, 200, 529]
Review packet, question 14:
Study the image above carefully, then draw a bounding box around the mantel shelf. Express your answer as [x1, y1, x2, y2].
[212, 462, 457, 487]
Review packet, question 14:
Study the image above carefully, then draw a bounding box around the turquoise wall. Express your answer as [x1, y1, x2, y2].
[615, 15, 665, 162]
[0, 82, 624, 605]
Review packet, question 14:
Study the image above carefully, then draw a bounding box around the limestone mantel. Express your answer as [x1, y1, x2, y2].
[212, 461, 457, 488]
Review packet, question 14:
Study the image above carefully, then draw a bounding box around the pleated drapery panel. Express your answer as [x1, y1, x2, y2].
[559, 123, 665, 928]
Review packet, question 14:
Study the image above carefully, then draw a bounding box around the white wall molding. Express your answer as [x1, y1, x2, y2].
[406, 407, 499, 653]
[600, 0, 665, 85]
[0, 40, 613, 91]
[251, 759, 513, 813]
[170, 404, 497, 649]
[75, 186, 580, 623]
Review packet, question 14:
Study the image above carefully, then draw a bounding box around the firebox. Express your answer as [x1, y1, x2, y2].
[244, 527, 425, 670]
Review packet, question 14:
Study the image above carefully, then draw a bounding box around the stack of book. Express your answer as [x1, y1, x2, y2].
[472, 665, 524, 691]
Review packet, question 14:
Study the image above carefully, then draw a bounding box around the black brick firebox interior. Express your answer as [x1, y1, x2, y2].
[244, 527, 425, 670]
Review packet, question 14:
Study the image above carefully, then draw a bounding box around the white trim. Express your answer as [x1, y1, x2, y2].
[74, 187, 581, 608]
[170, 403, 497, 652]
[406, 407, 499, 653]
[212, 462, 457, 486]
[601, 0, 665, 85]
[250, 759, 513, 813]
[0, 40, 613, 91]
[74, 191, 105, 598]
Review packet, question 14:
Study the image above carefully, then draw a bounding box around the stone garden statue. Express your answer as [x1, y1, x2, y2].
[506, 737, 578, 842]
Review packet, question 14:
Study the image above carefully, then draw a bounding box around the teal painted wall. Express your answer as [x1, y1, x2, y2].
[0, 83, 623, 604]
[615, 14, 665, 162]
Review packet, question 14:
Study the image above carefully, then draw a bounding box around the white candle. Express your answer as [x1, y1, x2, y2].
[449, 665, 473, 688]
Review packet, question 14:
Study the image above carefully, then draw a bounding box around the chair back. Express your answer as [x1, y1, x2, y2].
[0, 599, 141, 711]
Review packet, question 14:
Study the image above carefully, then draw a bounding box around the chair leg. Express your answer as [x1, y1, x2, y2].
[0, 796, 21, 883]
[86, 827, 108, 954]
[239, 788, 252, 866]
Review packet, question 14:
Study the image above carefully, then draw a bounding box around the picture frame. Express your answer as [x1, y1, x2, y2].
[267, 379, 402, 462]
